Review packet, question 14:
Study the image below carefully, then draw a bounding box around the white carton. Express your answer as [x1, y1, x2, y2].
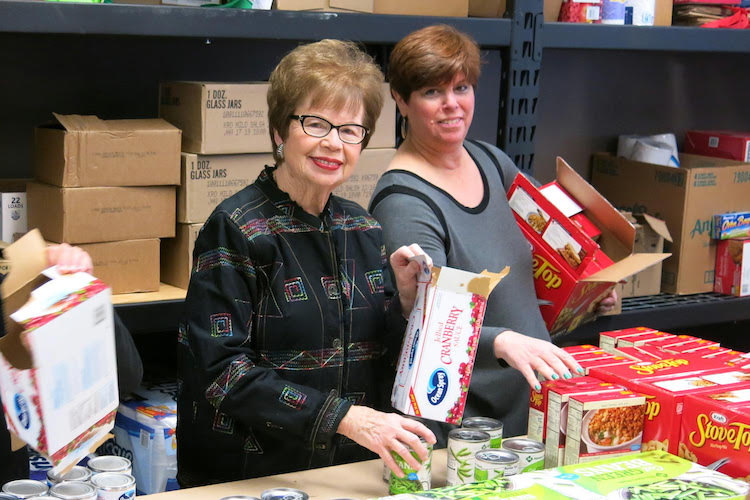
[0, 192, 27, 243]
[0, 230, 118, 474]
[391, 256, 508, 424]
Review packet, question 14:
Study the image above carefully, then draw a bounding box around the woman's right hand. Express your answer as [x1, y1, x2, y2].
[493, 331, 584, 390]
[337, 405, 436, 477]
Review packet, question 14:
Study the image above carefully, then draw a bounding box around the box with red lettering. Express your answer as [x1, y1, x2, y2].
[507, 158, 668, 335]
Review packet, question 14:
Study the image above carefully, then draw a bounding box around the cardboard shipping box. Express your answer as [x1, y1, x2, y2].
[179, 153, 272, 224]
[592, 153, 750, 294]
[27, 182, 176, 244]
[508, 158, 669, 335]
[333, 148, 396, 209]
[275, 0, 469, 15]
[160, 223, 203, 290]
[469, 0, 506, 16]
[80, 239, 160, 294]
[160, 82, 271, 155]
[34, 113, 181, 187]
[0, 230, 118, 473]
[617, 213, 672, 297]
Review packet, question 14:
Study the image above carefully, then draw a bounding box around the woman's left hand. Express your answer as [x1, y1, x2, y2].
[390, 244, 432, 316]
[45, 243, 94, 275]
[595, 288, 618, 315]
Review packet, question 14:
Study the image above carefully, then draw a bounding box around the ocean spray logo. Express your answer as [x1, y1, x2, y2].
[427, 368, 449, 405]
[14, 394, 30, 429]
[408, 328, 420, 368]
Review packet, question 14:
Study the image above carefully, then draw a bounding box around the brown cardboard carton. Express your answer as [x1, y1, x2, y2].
[469, 0, 506, 16]
[27, 182, 176, 244]
[592, 153, 750, 294]
[178, 153, 271, 224]
[159, 82, 270, 154]
[34, 113, 181, 187]
[617, 213, 673, 297]
[333, 148, 396, 209]
[0, 230, 117, 473]
[160, 223, 203, 290]
[276, 0, 468, 15]
[369, 83, 397, 149]
[80, 239, 160, 294]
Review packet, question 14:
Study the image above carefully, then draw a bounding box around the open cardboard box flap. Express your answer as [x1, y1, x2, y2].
[52, 112, 178, 134]
[641, 213, 673, 242]
[585, 253, 670, 282]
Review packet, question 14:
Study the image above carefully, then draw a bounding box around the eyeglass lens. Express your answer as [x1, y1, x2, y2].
[300, 115, 366, 144]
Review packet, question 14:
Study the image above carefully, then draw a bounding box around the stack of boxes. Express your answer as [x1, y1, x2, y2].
[157, 81, 397, 289]
[27, 113, 181, 294]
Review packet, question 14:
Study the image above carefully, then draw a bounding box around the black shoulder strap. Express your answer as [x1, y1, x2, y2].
[369, 184, 451, 255]
[467, 139, 506, 192]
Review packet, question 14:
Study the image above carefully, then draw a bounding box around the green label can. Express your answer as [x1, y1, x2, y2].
[473, 449, 519, 481]
[501, 437, 544, 473]
[446, 429, 490, 486]
[388, 440, 433, 494]
[462, 416, 503, 448]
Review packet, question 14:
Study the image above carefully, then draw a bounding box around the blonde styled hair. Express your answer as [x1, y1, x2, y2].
[388, 25, 481, 102]
[267, 39, 385, 162]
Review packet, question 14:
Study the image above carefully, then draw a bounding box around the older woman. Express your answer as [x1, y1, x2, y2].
[370, 25, 615, 443]
[176, 39, 434, 487]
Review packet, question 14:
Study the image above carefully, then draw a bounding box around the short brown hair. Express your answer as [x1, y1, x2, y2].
[267, 39, 384, 162]
[388, 25, 481, 102]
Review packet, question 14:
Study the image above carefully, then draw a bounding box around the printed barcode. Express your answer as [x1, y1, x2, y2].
[140, 429, 151, 448]
[742, 284, 748, 295]
[586, 6, 600, 19]
[94, 304, 106, 325]
[708, 137, 719, 148]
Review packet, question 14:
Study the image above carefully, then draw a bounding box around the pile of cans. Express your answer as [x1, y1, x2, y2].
[1, 455, 135, 499]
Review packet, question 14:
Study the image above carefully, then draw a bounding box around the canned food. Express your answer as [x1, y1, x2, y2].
[220, 497, 261, 500]
[49, 481, 98, 499]
[0, 494, 16, 500]
[1, 479, 49, 498]
[446, 429, 490, 486]
[501, 437, 544, 473]
[47, 465, 93, 486]
[90, 472, 136, 500]
[473, 449, 519, 481]
[260, 488, 309, 500]
[87, 455, 132, 475]
[388, 439, 433, 494]
[462, 416, 503, 448]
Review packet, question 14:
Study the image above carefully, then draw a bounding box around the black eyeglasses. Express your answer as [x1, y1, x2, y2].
[289, 114, 369, 145]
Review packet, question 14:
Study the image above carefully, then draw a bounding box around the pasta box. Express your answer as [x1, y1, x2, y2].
[507, 158, 669, 335]
[564, 390, 646, 465]
[680, 386, 750, 481]
[391, 256, 508, 424]
[0, 230, 118, 475]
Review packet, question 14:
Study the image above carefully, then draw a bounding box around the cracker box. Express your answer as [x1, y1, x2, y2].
[680, 386, 750, 481]
[564, 390, 646, 464]
[685, 130, 750, 162]
[391, 256, 508, 424]
[713, 211, 750, 240]
[714, 238, 750, 297]
[544, 379, 625, 467]
[508, 163, 669, 335]
[0, 230, 118, 474]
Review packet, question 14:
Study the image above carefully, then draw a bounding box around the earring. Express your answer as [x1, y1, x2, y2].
[399, 116, 408, 140]
[276, 143, 284, 161]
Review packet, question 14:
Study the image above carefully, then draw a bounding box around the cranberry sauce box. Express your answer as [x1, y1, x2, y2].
[680, 386, 750, 481]
[714, 238, 750, 297]
[391, 255, 508, 424]
[564, 390, 646, 465]
[507, 158, 668, 335]
[0, 230, 117, 474]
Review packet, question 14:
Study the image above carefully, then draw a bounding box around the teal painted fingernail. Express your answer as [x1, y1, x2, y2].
[551, 373, 559, 380]
[563, 372, 572, 379]
[534, 384, 541, 391]
[577, 367, 585, 373]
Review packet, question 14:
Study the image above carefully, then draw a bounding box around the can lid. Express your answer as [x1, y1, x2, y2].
[448, 428, 491, 442]
[261, 487, 309, 500]
[90, 472, 136, 490]
[87, 455, 131, 472]
[49, 481, 97, 499]
[48, 465, 92, 483]
[462, 416, 503, 431]
[1, 479, 49, 496]
[502, 437, 544, 452]
[219, 497, 261, 500]
[475, 449, 519, 464]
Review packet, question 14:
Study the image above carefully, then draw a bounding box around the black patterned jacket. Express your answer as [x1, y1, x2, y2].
[176, 166, 405, 486]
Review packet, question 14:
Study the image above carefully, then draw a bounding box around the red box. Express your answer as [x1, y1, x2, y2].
[679, 384, 750, 480]
[685, 130, 750, 162]
[578, 355, 635, 375]
[589, 353, 733, 386]
[562, 344, 601, 356]
[617, 331, 676, 349]
[714, 238, 750, 297]
[599, 326, 658, 352]
[507, 159, 668, 335]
